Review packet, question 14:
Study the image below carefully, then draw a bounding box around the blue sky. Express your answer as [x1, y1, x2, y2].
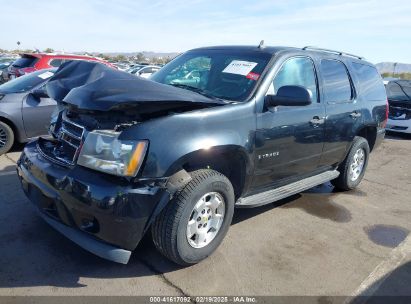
[1, 0, 410, 63]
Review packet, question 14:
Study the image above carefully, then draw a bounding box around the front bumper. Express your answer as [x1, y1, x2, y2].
[386, 118, 411, 134]
[17, 140, 170, 264]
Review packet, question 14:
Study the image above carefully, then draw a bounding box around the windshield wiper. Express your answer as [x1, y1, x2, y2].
[169, 83, 226, 102]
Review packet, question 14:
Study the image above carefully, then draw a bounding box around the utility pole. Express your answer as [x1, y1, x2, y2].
[393, 62, 398, 78]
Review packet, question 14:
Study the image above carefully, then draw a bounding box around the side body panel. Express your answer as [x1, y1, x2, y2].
[0, 93, 26, 142]
[22, 93, 56, 138]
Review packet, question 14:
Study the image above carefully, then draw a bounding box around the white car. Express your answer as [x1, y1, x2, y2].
[385, 80, 411, 134]
[129, 65, 161, 78]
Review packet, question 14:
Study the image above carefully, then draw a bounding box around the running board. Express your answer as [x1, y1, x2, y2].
[236, 170, 340, 208]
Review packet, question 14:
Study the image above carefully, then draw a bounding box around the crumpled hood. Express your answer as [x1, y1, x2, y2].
[46, 61, 225, 111]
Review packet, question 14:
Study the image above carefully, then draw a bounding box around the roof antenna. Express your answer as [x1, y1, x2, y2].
[258, 40, 265, 49]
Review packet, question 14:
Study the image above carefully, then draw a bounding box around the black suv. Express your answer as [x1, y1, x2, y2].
[17, 45, 388, 266]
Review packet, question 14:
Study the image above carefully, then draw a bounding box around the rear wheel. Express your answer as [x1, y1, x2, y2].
[332, 136, 369, 191]
[0, 121, 14, 155]
[152, 169, 235, 266]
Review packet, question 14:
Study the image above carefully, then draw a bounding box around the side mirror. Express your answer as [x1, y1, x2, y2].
[31, 87, 49, 99]
[265, 85, 312, 107]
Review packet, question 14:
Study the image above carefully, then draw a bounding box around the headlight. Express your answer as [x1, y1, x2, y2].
[78, 130, 148, 177]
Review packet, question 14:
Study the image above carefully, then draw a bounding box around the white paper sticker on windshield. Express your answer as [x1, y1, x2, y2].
[222, 60, 258, 76]
[37, 71, 54, 80]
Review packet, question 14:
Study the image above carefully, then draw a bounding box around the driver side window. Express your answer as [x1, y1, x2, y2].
[271, 57, 318, 103]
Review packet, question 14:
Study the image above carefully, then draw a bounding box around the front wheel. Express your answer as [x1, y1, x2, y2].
[152, 169, 235, 266]
[332, 136, 370, 191]
[0, 121, 14, 155]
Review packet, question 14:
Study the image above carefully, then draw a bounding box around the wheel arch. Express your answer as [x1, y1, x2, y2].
[0, 115, 21, 143]
[165, 145, 252, 200]
[356, 125, 377, 152]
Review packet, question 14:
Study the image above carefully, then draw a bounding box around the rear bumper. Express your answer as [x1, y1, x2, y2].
[17, 140, 170, 264]
[374, 128, 386, 149]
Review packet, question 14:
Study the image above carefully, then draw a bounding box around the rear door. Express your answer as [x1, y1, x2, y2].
[253, 56, 326, 190]
[318, 59, 363, 166]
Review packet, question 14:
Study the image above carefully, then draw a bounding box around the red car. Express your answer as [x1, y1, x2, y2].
[8, 53, 116, 78]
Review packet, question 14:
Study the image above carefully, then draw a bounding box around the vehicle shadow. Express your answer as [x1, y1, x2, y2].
[385, 131, 411, 140]
[349, 261, 411, 304]
[10, 142, 25, 153]
[0, 176, 342, 289]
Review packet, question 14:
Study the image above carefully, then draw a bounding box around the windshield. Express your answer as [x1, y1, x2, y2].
[0, 69, 55, 94]
[151, 49, 272, 101]
[387, 80, 411, 102]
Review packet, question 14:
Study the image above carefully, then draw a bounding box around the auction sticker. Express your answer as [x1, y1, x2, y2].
[222, 60, 257, 76]
[38, 71, 54, 79]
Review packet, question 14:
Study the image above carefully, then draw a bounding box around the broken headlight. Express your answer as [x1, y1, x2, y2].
[78, 130, 148, 177]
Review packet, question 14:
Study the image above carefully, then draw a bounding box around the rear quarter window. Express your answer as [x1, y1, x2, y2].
[352, 63, 386, 101]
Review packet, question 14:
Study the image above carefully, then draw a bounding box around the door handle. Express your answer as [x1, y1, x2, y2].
[350, 111, 362, 118]
[310, 116, 325, 125]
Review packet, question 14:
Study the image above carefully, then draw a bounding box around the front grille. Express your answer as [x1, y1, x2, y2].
[38, 112, 86, 166]
[389, 106, 411, 120]
[54, 115, 85, 165]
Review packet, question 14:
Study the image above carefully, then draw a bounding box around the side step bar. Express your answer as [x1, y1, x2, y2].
[236, 170, 340, 208]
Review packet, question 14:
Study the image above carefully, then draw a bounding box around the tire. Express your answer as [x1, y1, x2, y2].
[331, 136, 370, 191]
[0, 121, 14, 155]
[152, 169, 235, 266]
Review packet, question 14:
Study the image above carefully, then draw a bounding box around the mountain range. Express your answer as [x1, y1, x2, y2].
[376, 62, 411, 74]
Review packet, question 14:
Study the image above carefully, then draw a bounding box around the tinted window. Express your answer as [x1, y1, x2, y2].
[12, 56, 39, 68]
[321, 59, 352, 102]
[49, 59, 63, 67]
[273, 57, 318, 102]
[352, 63, 386, 101]
[386, 80, 411, 101]
[151, 50, 271, 101]
[0, 69, 54, 94]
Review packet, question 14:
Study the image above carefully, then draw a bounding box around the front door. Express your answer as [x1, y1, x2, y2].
[252, 56, 326, 191]
[22, 85, 56, 138]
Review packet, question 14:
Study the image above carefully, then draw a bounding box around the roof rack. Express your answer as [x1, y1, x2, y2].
[302, 46, 363, 60]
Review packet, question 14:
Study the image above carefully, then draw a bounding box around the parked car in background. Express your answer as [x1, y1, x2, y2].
[128, 65, 161, 78]
[7, 53, 115, 79]
[0, 68, 56, 154]
[169, 69, 208, 87]
[17, 45, 387, 266]
[385, 80, 411, 134]
[113, 62, 130, 71]
[0, 61, 12, 83]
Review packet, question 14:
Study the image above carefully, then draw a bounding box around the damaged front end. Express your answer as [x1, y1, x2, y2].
[17, 60, 219, 263]
[387, 101, 411, 133]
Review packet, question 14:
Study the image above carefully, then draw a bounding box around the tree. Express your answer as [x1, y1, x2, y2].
[136, 52, 145, 62]
[44, 48, 54, 53]
[114, 54, 126, 62]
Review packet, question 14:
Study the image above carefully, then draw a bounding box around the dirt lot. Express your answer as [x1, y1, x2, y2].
[0, 134, 411, 301]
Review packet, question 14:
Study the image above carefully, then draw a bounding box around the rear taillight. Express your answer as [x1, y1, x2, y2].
[382, 99, 389, 128]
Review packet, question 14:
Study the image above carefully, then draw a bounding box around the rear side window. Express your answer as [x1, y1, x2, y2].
[321, 59, 353, 103]
[12, 56, 39, 68]
[49, 58, 63, 67]
[352, 63, 386, 101]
